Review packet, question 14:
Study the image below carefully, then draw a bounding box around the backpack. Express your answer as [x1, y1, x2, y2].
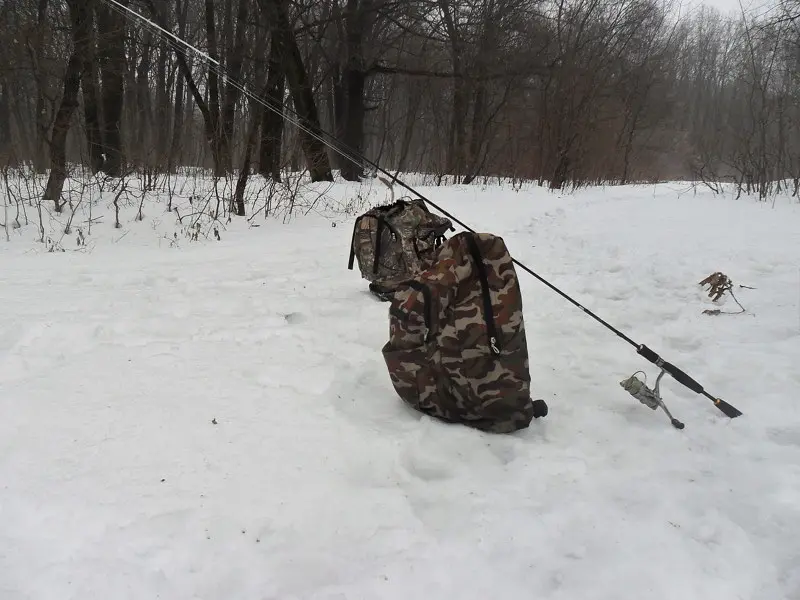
[348, 199, 453, 297]
[377, 231, 548, 433]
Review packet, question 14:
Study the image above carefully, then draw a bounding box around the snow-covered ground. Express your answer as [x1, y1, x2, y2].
[1, 174, 799, 599]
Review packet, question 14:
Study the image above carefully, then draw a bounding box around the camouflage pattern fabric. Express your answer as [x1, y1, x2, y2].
[380, 231, 540, 434]
[348, 199, 453, 287]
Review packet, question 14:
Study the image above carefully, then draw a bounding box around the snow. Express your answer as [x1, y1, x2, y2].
[1, 174, 799, 599]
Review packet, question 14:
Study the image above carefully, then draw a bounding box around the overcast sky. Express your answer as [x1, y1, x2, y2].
[679, 0, 781, 17]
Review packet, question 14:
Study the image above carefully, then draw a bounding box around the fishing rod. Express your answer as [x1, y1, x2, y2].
[102, 0, 742, 424]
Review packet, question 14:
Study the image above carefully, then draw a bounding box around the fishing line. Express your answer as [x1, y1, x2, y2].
[100, 0, 743, 422]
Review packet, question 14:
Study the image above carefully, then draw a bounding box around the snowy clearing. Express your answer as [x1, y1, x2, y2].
[1, 176, 799, 599]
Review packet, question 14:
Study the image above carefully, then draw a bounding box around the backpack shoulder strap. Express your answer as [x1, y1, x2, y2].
[348, 215, 366, 270]
[347, 208, 402, 272]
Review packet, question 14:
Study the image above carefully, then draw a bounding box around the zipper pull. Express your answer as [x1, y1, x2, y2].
[490, 337, 500, 355]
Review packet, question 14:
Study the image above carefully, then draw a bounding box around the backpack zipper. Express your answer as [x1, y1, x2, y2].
[464, 234, 501, 356]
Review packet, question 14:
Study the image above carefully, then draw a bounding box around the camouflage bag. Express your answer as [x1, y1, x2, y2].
[347, 199, 453, 297]
[378, 231, 548, 433]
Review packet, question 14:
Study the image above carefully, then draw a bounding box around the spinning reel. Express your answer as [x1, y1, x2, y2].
[620, 369, 685, 429]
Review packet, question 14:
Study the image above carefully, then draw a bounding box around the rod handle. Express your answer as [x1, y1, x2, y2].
[637, 345, 743, 418]
[637, 345, 703, 393]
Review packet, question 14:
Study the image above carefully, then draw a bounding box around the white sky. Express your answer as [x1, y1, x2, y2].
[679, 0, 784, 17]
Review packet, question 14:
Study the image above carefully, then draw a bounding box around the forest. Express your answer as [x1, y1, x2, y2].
[0, 0, 798, 208]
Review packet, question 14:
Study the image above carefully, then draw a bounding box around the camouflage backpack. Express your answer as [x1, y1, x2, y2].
[377, 231, 548, 433]
[347, 199, 453, 297]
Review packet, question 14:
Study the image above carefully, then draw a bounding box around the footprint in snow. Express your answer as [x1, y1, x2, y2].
[605, 289, 633, 302]
[663, 334, 704, 353]
[486, 438, 520, 465]
[750, 262, 775, 275]
[767, 427, 800, 448]
[401, 446, 455, 482]
[283, 312, 306, 325]
[328, 367, 423, 433]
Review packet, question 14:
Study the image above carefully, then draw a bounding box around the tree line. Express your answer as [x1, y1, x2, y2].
[0, 0, 798, 208]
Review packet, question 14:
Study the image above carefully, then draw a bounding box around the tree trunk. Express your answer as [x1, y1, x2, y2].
[551, 147, 570, 191]
[43, 0, 92, 209]
[233, 26, 269, 216]
[461, 83, 485, 185]
[221, 0, 249, 165]
[121, 9, 137, 164]
[135, 30, 153, 167]
[438, 0, 466, 181]
[331, 66, 346, 171]
[0, 82, 12, 165]
[154, 39, 170, 168]
[394, 82, 422, 174]
[258, 34, 286, 181]
[80, 1, 104, 174]
[169, 0, 188, 171]
[462, 3, 497, 185]
[143, 0, 224, 175]
[255, 0, 333, 182]
[32, 0, 51, 173]
[339, 0, 371, 182]
[340, 67, 366, 181]
[233, 109, 262, 216]
[204, 0, 230, 175]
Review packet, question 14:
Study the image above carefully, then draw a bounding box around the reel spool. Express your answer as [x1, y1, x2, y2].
[620, 370, 685, 429]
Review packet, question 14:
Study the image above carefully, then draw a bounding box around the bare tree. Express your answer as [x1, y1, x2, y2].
[256, 0, 334, 182]
[0, 0, 790, 199]
[42, 0, 95, 210]
[96, 0, 127, 176]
